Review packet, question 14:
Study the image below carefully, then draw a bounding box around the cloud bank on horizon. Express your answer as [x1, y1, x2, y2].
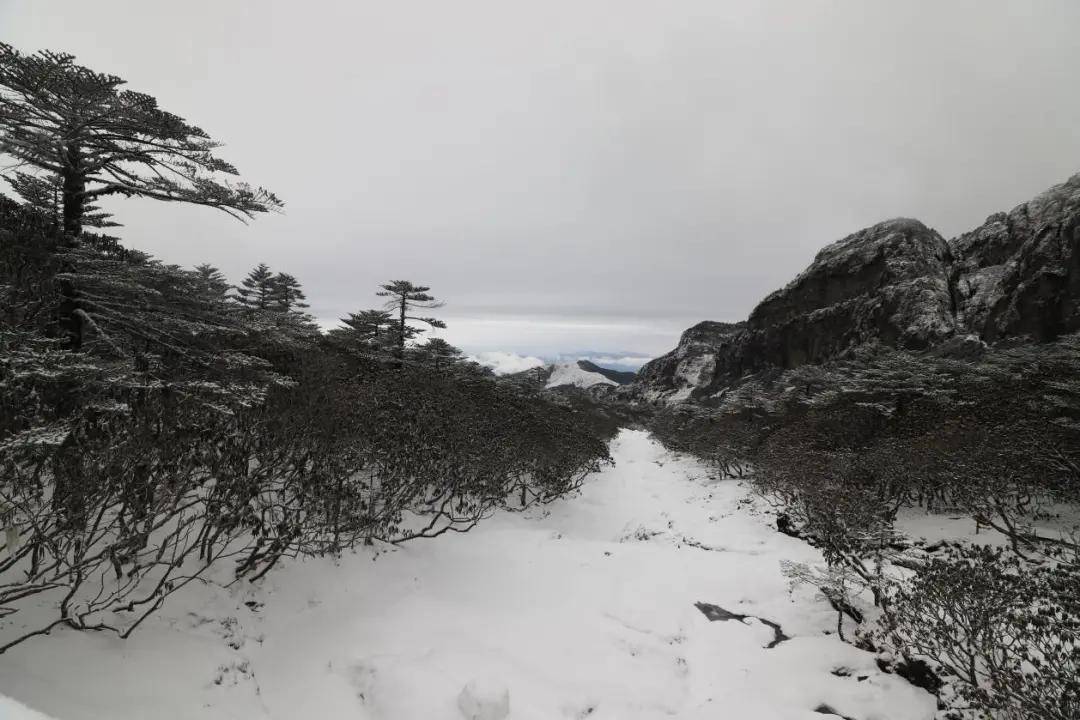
[319, 312, 677, 362]
[470, 350, 653, 375]
[469, 351, 546, 375]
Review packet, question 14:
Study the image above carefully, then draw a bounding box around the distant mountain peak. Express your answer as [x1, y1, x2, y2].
[503, 359, 638, 390]
[575, 360, 637, 385]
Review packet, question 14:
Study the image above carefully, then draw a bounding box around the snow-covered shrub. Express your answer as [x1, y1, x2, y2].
[0, 203, 615, 653]
[0, 212, 299, 650]
[645, 337, 1080, 720]
[781, 560, 869, 639]
[232, 355, 612, 565]
[883, 545, 1079, 720]
[648, 404, 761, 478]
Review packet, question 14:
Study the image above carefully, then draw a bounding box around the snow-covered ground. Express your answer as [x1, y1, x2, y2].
[0, 430, 935, 720]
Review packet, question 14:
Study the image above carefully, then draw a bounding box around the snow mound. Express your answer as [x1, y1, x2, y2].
[457, 678, 509, 720]
[544, 362, 616, 389]
[0, 694, 58, 720]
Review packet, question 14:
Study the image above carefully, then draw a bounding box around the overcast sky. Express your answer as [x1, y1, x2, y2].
[4, 1, 1080, 358]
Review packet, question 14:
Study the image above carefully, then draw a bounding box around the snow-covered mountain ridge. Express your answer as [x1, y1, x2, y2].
[636, 172, 1080, 402]
[505, 360, 638, 390]
[545, 361, 618, 389]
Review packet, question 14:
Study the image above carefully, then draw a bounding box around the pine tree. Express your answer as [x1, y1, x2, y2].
[375, 281, 446, 366]
[417, 337, 464, 371]
[270, 273, 308, 314]
[235, 263, 275, 310]
[0, 43, 280, 239]
[193, 264, 230, 299]
[341, 309, 392, 341]
[325, 309, 393, 360]
[5, 171, 118, 228]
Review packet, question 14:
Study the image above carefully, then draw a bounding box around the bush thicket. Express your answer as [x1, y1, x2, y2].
[648, 343, 1080, 718]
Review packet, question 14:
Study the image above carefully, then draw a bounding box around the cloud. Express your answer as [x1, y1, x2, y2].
[468, 351, 546, 375]
[432, 316, 678, 358]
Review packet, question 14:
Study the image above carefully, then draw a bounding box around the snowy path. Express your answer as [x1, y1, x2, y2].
[0, 430, 935, 720]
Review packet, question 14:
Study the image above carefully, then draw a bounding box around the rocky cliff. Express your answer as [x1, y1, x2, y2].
[636, 172, 1080, 403]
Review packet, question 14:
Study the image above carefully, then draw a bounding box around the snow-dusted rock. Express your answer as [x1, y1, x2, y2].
[636, 219, 957, 400]
[635, 321, 744, 402]
[456, 678, 509, 720]
[744, 217, 957, 365]
[954, 172, 1080, 342]
[633, 172, 1080, 403]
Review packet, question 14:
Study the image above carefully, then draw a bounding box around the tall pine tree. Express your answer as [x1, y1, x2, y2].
[270, 273, 308, 313]
[194, 264, 230, 299]
[0, 43, 280, 239]
[375, 281, 446, 366]
[235, 263, 275, 310]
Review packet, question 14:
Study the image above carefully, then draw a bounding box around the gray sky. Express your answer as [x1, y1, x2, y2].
[4, 0, 1080, 358]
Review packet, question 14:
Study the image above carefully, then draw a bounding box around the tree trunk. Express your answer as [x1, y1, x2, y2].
[57, 276, 82, 350]
[396, 296, 406, 368]
[58, 143, 86, 349]
[60, 144, 86, 241]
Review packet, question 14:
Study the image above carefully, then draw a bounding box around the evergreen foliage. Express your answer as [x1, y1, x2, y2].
[0, 207, 610, 654]
[269, 272, 308, 314]
[235, 263, 275, 310]
[0, 43, 612, 657]
[0, 43, 281, 238]
[6, 171, 119, 229]
[376, 280, 447, 365]
[193, 264, 230, 299]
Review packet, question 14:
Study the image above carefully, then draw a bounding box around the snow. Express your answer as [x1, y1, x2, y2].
[0, 430, 935, 720]
[0, 694, 57, 720]
[457, 678, 510, 720]
[673, 353, 716, 390]
[667, 385, 694, 403]
[894, 503, 1080, 548]
[545, 362, 616, 389]
[894, 507, 1010, 547]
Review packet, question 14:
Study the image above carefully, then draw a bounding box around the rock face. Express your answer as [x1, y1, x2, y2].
[747, 218, 956, 367]
[636, 173, 1080, 402]
[956, 174, 1080, 342]
[635, 321, 745, 401]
